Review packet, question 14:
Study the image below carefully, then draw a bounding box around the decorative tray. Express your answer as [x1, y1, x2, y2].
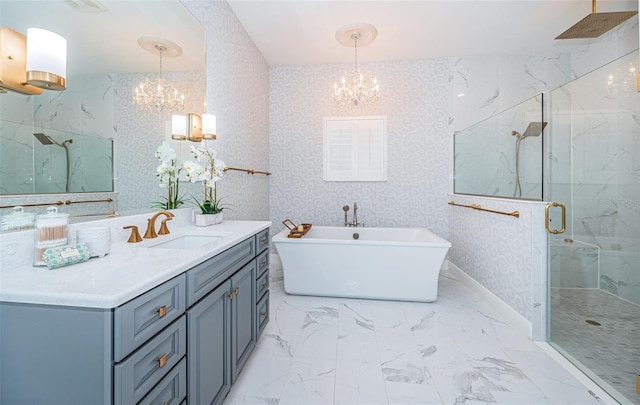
[282, 219, 312, 238]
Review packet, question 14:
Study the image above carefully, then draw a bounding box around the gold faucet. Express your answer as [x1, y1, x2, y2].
[144, 211, 175, 239]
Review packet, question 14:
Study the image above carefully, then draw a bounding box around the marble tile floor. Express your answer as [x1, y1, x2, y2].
[224, 264, 610, 405]
[550, 288, 640, 404]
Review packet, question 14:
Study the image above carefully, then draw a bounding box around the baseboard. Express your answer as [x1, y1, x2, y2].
[445, 261, 533, 339]
[537, 342, 622, 405]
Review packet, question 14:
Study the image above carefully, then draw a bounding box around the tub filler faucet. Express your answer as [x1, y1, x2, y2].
[343, 202, 363, 227]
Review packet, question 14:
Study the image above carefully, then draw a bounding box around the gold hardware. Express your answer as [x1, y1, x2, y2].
[157, 305, 167, 318]
[228, 291, 234, 300]
[123, 226, 143, 243]
[144, 211, 174, 239]
[261, 311, 268, 318]
[0, 28, 43, 95]
[158, 218, 172, 235]
[223, 166, 271, 176]
[545, 202, 566, 234]
[157, 353, 167, 368]
[260, 259, 267, 267]
[26, 70, 66, 91]
[163, 402, 168, 405]
[261, 282, 268, 289]
[234, 287, 239, 295]
[0, 197, 113, 209]
[448, 201, 519, 218]
[260, 237, 267, 244]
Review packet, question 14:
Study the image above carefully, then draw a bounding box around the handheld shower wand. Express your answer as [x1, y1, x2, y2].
[33, 133, 73, 192]
[511, 122, 547, 198]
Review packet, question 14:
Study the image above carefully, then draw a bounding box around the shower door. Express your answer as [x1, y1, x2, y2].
[547, 50, 640, 404]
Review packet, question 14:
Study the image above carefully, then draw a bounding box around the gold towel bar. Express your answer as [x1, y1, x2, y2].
[223, 166, 271, 176]
[0, 198, 114, 209]
[448, 201, 520, 218]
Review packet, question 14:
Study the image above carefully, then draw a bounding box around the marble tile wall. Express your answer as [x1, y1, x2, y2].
[0, 74, 115, 196]
[548, 49, 640, 305]
[449, 16, 639, 330]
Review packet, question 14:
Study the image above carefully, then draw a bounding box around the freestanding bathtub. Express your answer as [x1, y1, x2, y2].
[273, 226, 451, 302]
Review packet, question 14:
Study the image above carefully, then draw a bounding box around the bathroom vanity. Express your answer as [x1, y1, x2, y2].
[0, 219, 270, 405]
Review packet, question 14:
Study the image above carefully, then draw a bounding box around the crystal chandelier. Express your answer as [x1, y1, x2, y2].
[333, 24, 380, 108]
[134, 39, 185, 112]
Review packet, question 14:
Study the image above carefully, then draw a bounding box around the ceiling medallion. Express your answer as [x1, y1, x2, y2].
[333, 23, 380, 108]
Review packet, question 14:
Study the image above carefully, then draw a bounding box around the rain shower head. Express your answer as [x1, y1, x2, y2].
[522, 121, 547, 138]
[555, 0, 637, 39]
[33, 133, 73, 147]
[33, 132, 56, 145]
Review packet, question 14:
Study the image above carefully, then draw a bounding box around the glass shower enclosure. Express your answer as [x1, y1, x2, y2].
[547, 50, 639, 405]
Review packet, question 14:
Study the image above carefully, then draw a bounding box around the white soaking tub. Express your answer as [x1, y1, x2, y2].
[273, 226, 451, 302]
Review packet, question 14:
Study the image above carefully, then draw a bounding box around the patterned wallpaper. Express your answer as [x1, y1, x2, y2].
[269, 59, 451, 239]
[182, 0, 270, 221]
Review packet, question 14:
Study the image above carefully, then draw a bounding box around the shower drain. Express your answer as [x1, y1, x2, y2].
[585, 319, 602, 326]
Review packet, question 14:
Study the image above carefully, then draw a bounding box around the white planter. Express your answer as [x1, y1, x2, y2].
[194, 212, 223, 227]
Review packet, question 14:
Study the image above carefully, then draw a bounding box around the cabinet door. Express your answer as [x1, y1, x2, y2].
[187, 279, 231, 405]
[230, 260, 256, 382]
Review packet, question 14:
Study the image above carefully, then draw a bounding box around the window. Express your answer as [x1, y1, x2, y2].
[323, 116, 387, 182]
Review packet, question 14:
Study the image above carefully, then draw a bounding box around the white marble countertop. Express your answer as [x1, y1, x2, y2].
[0, 219, 271, 309]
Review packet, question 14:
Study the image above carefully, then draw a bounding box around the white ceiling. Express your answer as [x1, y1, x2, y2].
[226, 0, 639, 66]
[1, 0, 205, 75]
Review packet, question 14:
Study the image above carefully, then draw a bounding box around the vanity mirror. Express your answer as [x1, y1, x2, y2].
[0, 1, 205, 211]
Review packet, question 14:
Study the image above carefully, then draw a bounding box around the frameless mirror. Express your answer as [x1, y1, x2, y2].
[0, 0, 205, 199]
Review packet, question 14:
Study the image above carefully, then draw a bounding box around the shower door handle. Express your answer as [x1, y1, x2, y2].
[545, 202, 566, 234]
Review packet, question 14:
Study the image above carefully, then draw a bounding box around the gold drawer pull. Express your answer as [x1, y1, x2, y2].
[163, 402, 168, 405]
[260, 259, 267, 267]
[235, 287, 239, 295]
[261, 281, 268, 289]
[228, 291, 234, 300]
[157, 353, 167, 368]
[261, 311, 268, 318]
[157, 305, 167, 318]
[260, 237, 267, 244]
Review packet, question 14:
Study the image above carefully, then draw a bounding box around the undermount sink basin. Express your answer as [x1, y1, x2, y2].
[142, 232, 232, 249]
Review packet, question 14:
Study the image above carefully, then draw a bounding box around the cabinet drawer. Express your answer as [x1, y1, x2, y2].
[256, 291, 269, 337]
[187, 237, 255, 307]
[255, 269, 269, 302]
[256, 249, 269, 278]
[114, 316, 186, 405]
[114, 274, 186, 362]
[138, 357, 187, 405]
[256, 228, 269, 253]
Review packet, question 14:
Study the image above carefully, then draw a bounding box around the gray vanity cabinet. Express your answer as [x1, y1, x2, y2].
[0, 228, 269, 405]
[230, 260, 257, 381]
[187, 279, 232, 405]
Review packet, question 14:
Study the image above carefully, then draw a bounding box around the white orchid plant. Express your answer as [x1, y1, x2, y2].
[153, 142, 184, 210]
[183, 145, 227, 214]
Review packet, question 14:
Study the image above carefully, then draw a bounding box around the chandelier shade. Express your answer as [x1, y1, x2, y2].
[134, 37, 185, 113]
[333, 23, 380, 108]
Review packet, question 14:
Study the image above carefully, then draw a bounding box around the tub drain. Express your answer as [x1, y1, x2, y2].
[585, 319, 601, 326]
[353, 233, 359, 240]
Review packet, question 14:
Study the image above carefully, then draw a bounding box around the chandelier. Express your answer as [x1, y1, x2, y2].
[333, 24, 380, 108]
[134, 38, 185, 112]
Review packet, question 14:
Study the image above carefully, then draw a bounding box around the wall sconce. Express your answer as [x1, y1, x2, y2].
[171, 115, 187, 140]
[26, 28, 67, 91]
[0, 27, 67, 94]
[202, 114, 217, 140]
[187, 113, 202, 142]
[172, 113, 203, 142]
[0, 27, 43, 95]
